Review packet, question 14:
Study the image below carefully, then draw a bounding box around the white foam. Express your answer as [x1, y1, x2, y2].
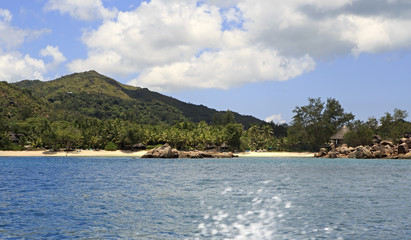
[222, 187, 233, 194]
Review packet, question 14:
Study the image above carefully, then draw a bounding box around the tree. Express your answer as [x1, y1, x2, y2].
[344, 120, 374, 147]
[378, 109, 411, 142]
[105, 142, 118, 151]
[52, 121, 82, 150]
[224, 123, 243, 151]
[288, 98, 354, 151]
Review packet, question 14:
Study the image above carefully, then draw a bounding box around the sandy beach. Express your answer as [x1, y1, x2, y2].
[0, 150, 314, 158]
[0, 150, 148, 157]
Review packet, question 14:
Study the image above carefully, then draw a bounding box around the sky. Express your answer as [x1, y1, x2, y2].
[1, 0, 411, 123]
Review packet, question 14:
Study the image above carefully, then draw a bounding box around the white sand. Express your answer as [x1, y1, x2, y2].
[0, 150, 148, 157]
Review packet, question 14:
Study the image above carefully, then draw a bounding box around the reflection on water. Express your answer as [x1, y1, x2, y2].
[196, 182, 289, 239]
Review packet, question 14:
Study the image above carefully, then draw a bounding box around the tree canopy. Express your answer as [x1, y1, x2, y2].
[287, 98, 354, 151]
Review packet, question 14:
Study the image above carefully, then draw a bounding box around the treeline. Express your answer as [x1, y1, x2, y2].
[1, 97, 410, 152]
[287, 98, 411, 151]
[0, 111, 288, 151]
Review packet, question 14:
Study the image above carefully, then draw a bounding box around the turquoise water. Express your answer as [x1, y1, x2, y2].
[1, 157, 411, 239]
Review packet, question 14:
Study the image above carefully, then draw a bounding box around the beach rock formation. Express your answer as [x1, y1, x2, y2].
[141, 144, 238, 158]
[141, 144, 178, 158]
[178, 151, 236, 158]
[314, 135, 411, 159]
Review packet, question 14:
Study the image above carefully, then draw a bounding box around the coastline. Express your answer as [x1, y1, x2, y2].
[237, 151, 314, 158]
[0, 150, 314, 158]
[0, 150, 148, 158]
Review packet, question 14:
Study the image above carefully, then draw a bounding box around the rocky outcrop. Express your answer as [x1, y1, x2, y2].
[178, 151, 236, 158]
[315, 135, 411, 159]
[399, 152, 411, 159]
[141, 144, 238, 158]
[141, 144, 178, 158]
[398, 143, 409, 154]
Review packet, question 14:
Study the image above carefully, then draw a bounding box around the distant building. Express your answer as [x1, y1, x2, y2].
[330, 125, 350, 147]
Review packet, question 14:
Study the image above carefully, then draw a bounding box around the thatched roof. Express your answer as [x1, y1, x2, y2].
[330, 125, 350, 140]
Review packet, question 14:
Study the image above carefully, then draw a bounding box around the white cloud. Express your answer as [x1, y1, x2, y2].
[69, 0, 224, 73]
[130, 48, 315, 92]
[0, 52, 46, 82]
[40, 45, 67, 69]
[44, 0, 118, 21]
[0, 9, 56, 82]
[67, 0, 411, 92]
[265, 114, 287, 124]
[0, 8, 12, 22]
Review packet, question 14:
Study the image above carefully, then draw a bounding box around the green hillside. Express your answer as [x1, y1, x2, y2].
[14, 70, 263, 126]
[0, 81, 50, 120]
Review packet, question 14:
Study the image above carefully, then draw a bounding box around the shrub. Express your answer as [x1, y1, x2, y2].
[104, 142, 117, 151]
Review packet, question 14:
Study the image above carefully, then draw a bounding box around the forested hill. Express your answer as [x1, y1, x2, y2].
[12, 70, 263, 126]
[0, 81, 51, 120]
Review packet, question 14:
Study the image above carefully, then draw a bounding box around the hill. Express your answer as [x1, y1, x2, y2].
[0, 81, 50, 120]
[13, 71, 264, 126]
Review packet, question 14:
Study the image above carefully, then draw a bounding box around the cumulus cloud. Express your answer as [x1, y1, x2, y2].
[40, 45, 67, 69]
[44, 0, 118, 21]
[265, 114, 287, 124]
[68, 0, 225, 73]
[130, 49, 315, 92]
[0, 52, 46, 82]
[0, 9, 56, 82]
[67, 0, 411, 92]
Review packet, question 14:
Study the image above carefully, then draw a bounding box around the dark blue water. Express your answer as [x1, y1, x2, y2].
[1, 157, 411, 239]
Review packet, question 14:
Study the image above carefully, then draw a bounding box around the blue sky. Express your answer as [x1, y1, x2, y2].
[1, 0, 410, 123]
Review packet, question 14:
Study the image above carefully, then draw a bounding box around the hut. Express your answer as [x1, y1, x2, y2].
[330, 125, 350, 147]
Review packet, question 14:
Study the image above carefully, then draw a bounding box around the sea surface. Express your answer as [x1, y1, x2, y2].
[1, 157, 411, 239]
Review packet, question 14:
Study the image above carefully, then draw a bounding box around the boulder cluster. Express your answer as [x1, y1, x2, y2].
[315, 135, 411, 159]
[142, 144, 237, 158]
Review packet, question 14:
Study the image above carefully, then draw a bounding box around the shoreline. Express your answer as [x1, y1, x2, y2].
[0, 150, 314, 158]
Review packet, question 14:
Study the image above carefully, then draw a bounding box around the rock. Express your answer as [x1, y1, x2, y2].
[348, 151, 356, 158]
[328, 150, 339, 158]
[178, 150, 236, 158]
[371, 144, 381, 152]
[142, 145, 237, 158]
[382, 144, 394, 154]
[399, 152, 411, 159]
[338, 147, 351, 155]
[141, 144, 179, 158]
[398, 143, 409, 154]
[399, 138, 408, 144]
[381, 141, 394, 147]
[314, 148, 328, 158]
[373, 149, 389, 158]
[355, 147, 374, 159]
[406, 138, 411, 149]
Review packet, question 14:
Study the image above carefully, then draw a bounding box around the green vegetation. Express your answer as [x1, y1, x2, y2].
[13, 70, 263, 125]
[287, 98, 355, 151]
[105, 142, 118, 151]
[344, 109, 411, 147]
[1, 71, 410, 152]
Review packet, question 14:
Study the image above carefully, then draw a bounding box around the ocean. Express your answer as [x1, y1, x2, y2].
[1, 157, 411, 239]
